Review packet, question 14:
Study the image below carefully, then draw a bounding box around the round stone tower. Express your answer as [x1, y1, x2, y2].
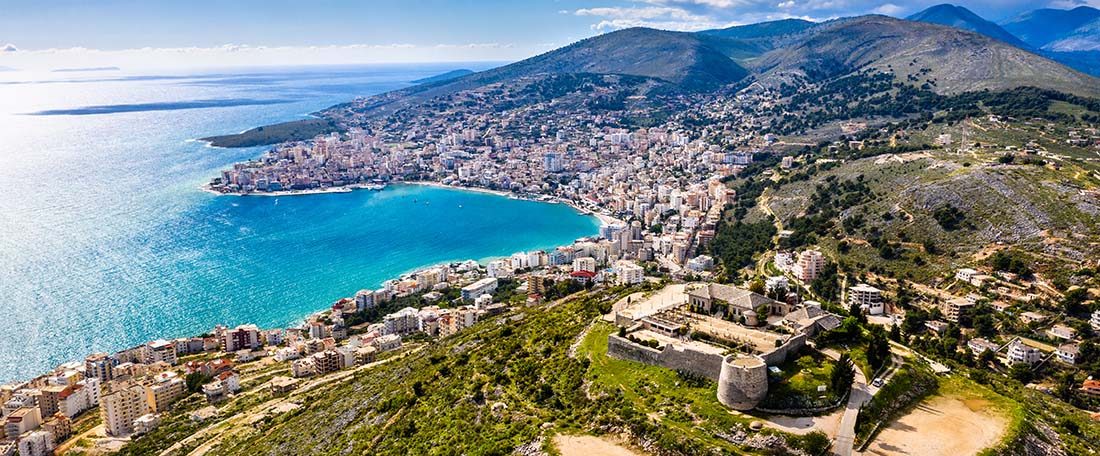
[716, 354, 768, 410]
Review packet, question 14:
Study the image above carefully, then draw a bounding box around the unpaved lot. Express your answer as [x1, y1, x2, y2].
[861, 395, 1008, 456]
[554, 435, 645, 456]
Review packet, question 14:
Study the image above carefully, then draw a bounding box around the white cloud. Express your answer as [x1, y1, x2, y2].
[575, 6, 731, 31]
[873, 4, 905, 15]
[2, 44, 17, 52]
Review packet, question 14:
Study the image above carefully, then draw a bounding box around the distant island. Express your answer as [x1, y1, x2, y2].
[51, 66, 121, 73]
[411, 69, 474, 84]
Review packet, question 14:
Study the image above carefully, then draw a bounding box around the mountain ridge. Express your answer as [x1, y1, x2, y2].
[202, 16, 1100, 148]
[1000, 6, 1100, 50]
[906, 4, 1030, 49]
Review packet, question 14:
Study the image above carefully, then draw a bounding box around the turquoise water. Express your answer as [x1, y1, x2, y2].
[0, 65, 599, 382]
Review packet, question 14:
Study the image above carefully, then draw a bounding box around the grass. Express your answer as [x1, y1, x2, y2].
[578, 321, 753, 449]
[758, 348, 839, 409]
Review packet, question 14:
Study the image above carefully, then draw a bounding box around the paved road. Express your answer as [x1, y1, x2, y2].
[833, 366, 870, 456]
[821, 348, 873, 456]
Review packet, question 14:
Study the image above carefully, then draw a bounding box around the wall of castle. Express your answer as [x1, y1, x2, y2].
[759, 333, 806, 366]
[606, 335, 724, 381]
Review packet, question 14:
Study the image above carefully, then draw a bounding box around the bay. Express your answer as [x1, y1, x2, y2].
[0, 64, 599, 382]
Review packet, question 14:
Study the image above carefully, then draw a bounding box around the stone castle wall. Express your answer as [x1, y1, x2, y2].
[759, 333, 806, 366]
[606, 335, 724, 381]
[608, 330, 808, 412]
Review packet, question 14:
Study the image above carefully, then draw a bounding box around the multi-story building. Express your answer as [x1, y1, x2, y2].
[15, 430, 54, 456]
[847, 284, 884, 315]
[4, 407, 41, 440]
[222, 324, 261, 353]
[41, 414, 72, 442]
[461, 278, 498, 301]
[383, 307, 421, 336]
[686, 255, 714, 272]
[312, 351, 344, 375]
[795, 250, 825, 284]
[355, 289, 376, 310]
[1056, 344, 1079, 365]
[486, 259, 512, 278]
[1047, 324, 1077, 341]
[144, 372, 185, 413]
[944, 297, 976, 323]
[372, 334, 402, 352]
[84, 353, 116, 383]
[35, 385, 65, 419]
[1091, 310, 1100, 331]
[101, 382, 149, 436]
[143, 339, 178, 365]
[1006, 340, 1042, 366]
[291, 358, 316, 378]
[613, 260, 644, 285]
[573, 257, 597, 273]
[967, 338, 999, 354]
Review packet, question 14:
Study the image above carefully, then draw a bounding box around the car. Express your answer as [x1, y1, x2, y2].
[872, 378, 885, 387]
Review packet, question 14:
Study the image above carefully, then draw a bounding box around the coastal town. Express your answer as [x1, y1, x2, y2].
[5, 68, 1100, 454]
[12, 0, 1100, 453]
[10, 125, 1100, 456]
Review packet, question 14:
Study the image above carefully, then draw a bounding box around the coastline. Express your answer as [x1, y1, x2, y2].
[203, 179, 624, 226]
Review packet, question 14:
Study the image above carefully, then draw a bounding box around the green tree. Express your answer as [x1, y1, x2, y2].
[866, 327, 891, 371]
[830, 353, 856, 394]
[748, 279, 766, 295]
[811, 262, 840, 302]
[796, 431, 831, 454]
[185, 372, 211, 394]
[973, 314, 996, 338]
[1009, 363, 1033, 384]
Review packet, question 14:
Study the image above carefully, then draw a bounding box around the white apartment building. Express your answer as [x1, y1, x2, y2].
[486, 259, 512, 278]
[1056, 344, 1079, 365]
[355, 289, 376, 310]
[461, 277, 498, 301]
[4, 407, 40, 440]
[613, 260, 644, 286]
[16, 430, 54, 456]
[573, 256, 597, 273]
[847, 284, 884, 315]
[1006, 340, 1042, 366]
[383, 307, 421, 336]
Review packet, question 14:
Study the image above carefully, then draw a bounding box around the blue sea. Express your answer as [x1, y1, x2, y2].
[0, 64, 600, 382]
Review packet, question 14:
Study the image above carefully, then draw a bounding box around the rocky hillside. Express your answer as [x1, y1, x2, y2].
[203, 16, 1100, 147]
[752, 15, 1100, 97]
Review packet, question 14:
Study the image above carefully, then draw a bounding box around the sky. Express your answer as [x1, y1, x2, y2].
[1, 0, 1098, 72]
